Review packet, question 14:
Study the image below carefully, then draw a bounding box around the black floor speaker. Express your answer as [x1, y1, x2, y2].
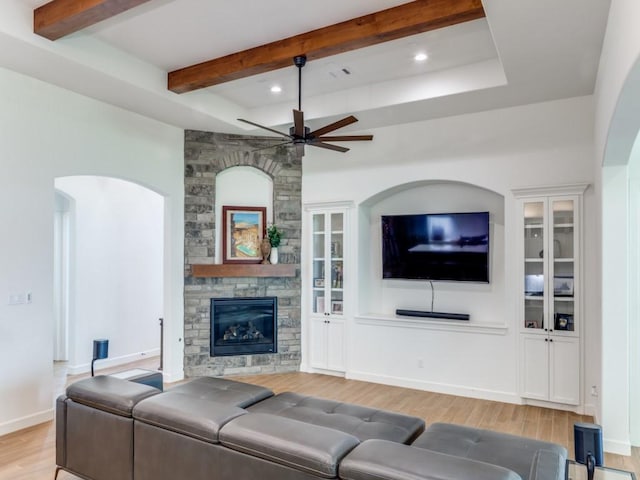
[574, 422, 603, 466]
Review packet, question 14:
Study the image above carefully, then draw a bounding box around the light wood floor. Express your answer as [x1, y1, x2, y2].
[1, 361, 639, 479]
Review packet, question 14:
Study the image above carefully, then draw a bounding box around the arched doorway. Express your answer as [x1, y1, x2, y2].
[600, 54, 640, 452]
[54, 176, 164, 376]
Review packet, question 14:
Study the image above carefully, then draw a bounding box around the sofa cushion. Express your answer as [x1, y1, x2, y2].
[66, 375, 160, 417]
[169, 376, 273, 407]
[219, 412, 360, 478]
[340, 439, 522, 480]
[411, 423, 567, 480]
[247, 392, 425, 444]
[133, 392, 246, 444]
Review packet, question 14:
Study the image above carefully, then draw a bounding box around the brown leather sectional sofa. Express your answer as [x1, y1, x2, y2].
[55, 375, 567, 480]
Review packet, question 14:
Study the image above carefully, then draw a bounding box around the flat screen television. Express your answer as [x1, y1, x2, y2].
[381, 211, 490, 282]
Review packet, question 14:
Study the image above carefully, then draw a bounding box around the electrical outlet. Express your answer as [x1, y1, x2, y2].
[591, 385, 598, 397]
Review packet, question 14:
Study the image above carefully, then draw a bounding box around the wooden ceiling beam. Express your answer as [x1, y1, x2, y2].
[34, 0, 153, 41]
[168, 0, 485, 94]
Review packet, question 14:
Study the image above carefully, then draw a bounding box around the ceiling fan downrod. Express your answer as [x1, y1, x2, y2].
[293, 55, 307, 112]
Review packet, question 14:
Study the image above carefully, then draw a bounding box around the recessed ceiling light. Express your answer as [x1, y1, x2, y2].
[270, 85, 282, 94]
[414, 52, 428, 62]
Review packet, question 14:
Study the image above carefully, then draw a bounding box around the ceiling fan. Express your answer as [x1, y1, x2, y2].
[238, 55, 373, 155]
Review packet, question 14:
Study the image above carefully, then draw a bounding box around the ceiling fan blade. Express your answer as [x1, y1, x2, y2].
[309, 115, 358, 137]
[293, 110, 305, 137]
[238, 118, 291, 138]
[309, 141, 349, 153]
[316, 135, 373, 142]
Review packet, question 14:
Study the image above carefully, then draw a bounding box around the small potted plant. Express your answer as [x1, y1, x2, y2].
[267, 224, 283, 264]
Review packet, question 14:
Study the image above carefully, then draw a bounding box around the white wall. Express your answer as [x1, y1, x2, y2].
[55, 176, 164, 374]
[0, 66, 184, 436]
[593, 0, 640, 455]
[594, 0, 640, 165]
[302, 96, 598, 408]
[601, 165, 630, 454]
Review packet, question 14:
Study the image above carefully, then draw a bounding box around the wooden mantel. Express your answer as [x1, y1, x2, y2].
[191, 264, 297, 278]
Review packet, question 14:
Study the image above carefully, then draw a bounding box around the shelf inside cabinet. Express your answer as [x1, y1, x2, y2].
[191, 264, 297, 277]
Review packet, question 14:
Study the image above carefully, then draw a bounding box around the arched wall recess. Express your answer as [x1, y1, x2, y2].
[357, 180, 505, 322]
[214, 166, 273, 264]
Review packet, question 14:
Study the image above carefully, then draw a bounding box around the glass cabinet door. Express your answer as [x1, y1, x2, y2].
[311, 211, 345, 316]
[312, 213, 326, 314]
[329, 213, 344, 316]
[551, 199, 575, 333]
[524, 201, 545, 331]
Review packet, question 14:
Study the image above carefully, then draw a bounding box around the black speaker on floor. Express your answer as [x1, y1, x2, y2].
[574, 422, 603, 480]
[91, 339, 109, 376]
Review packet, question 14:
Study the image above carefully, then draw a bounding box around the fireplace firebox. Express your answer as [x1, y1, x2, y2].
[210, 297, 277, 356]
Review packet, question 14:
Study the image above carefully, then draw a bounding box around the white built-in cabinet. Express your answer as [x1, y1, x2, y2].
[305, 203, 350, 373]
[514, 184, 587, 406]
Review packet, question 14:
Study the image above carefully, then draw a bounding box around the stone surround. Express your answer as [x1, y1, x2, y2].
[183, 130, 302, 377]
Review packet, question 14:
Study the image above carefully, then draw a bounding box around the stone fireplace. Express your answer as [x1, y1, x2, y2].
[183, 130, 301, 377]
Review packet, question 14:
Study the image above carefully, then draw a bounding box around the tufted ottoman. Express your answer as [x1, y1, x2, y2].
[247, 391, 425, 444]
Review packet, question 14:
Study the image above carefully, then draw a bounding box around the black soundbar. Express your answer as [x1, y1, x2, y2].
[395, 309, 470, 321]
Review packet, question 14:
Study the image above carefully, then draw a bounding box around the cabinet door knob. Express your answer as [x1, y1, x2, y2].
[545, 338, 548, 342]
[549, 338, 553, 342]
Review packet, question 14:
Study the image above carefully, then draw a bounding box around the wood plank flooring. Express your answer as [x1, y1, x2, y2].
[1, 364, 639, 479]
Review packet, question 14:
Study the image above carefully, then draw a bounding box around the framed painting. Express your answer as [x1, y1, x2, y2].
[222, 206, 266, 264]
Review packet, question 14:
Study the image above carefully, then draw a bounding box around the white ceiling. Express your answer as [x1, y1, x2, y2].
[2, 0, 611, 135]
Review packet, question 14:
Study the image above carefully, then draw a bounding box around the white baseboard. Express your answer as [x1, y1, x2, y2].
[523, 398, 586, 413]
[0, 408, 53, 437]
[306, 367, 346, 378]
[67, 349, 160, 375]
[604, 438, 632, 456]
[346, 370, 521, 404]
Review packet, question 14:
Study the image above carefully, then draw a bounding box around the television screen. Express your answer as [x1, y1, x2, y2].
[381, 212, 490, 282]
